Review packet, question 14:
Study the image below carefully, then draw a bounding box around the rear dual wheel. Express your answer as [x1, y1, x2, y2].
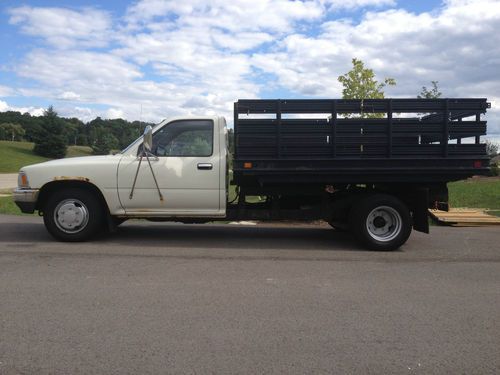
[349, 194, 412, 251]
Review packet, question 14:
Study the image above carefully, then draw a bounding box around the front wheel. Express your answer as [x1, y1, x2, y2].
[43, 188, 104, 242]
[349, 194, 412, 251]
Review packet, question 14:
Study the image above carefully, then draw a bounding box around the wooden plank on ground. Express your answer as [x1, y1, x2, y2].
[429, 208, 500, 226]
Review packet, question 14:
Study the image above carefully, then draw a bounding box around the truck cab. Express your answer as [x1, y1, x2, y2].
[117, 116, 228, 217]
[14, 116, 229, 241]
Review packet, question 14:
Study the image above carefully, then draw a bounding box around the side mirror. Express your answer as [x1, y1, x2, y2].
[143, 125, 153, 152]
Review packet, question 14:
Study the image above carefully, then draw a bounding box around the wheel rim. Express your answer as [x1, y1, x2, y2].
[53, 199, 89, 234]
[365, 205, 402, 242]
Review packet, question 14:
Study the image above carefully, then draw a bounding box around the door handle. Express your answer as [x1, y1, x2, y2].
[197, 163, 213, 170]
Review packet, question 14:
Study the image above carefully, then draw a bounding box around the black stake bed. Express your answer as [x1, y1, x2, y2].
[233, 98, 490, 186]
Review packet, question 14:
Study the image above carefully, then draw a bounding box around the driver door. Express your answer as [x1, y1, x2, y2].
[117, 119, 221, 215]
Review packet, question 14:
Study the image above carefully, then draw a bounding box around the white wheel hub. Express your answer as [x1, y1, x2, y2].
[366, 205, 402, 242]
[54, 199, 89, 234]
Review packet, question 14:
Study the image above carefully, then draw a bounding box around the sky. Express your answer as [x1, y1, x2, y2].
[0, 0, 499, 141]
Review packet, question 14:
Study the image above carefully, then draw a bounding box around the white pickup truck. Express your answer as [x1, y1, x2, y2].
[14, 116, 228, 236]
[13, 99, 491, 250]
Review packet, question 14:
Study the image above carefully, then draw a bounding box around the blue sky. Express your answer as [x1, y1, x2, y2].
[0, 0, 499, 140]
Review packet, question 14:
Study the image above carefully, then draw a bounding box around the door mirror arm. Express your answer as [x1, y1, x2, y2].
[129, 125, 163, 201]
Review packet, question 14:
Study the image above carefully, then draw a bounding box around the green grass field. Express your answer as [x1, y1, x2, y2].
[66, 145, 93, 158]
[0, 141, 50, 173]
[0, 196, 36, 215]
[0, 141, 92, 173]
[448, 179, 500, 209]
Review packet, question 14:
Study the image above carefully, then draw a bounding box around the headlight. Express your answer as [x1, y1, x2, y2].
[18, 171, 30, 188]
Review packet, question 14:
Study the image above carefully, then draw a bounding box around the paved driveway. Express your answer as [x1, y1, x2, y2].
[0, 215, 499, 374]
[0, 173, 17, 190]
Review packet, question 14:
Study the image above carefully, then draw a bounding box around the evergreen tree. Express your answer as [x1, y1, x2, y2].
[33, 106, 67, 158]
[92, 128, 119, 155]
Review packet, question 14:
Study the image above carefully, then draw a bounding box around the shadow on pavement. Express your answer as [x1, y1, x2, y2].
[0, 218, 368, 252]
[0, 221, 52, 243]
[109, 222, 366, 252]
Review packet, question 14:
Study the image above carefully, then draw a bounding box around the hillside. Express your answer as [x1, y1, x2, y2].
[0, 141, 93, 173]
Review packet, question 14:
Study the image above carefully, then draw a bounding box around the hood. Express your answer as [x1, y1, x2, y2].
[22, 154, 122, 171]
[20, 154, 124, 190]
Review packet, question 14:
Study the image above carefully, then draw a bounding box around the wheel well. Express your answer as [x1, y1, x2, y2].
[36, 180, 110, 215]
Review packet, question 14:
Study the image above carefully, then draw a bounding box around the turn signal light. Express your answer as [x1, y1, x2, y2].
[18, 171, 30, 188]
[243, 162, 253, 169]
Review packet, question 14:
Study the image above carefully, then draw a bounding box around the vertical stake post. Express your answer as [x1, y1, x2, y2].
[234, 101, 238, 159]
[443, 99, 449, 157]
[276, 100, 282, 159]
[388, 99, 393, 158]
[475, 113, 481, 144]
[331, 100, 337, 157]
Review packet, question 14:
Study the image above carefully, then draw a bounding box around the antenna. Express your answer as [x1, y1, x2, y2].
[139, 104, 143, 133]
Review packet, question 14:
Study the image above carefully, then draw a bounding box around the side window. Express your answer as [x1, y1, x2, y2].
[149, 120, 213, 157]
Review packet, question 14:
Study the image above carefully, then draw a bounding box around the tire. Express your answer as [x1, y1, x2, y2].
[349, 194, 411, 251]
[43, 188, 104, 242]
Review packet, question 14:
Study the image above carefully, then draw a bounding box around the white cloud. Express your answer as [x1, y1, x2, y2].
[325, 0, 396, 11]
[106, 108, 125, 119]
[0, 85, 15, 97]
[0, 101, 8, 112]
[4, 0, 500, 140]
[8, 6, 112, 48]
[17, 49, 143, 89]
[212, 32, 274, 52]
[0, 100, 45, 116]
[250, 2, 500, 135]
[125, 0, 324, 33]
[57, 91, 81, 101]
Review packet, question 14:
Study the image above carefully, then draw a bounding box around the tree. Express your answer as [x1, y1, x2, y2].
[227, 128, 235, 155]
[338, 58, 396, 118]
[418, 81, 442, 99]
[92, 128, 119, 155]
[76, 133, 89, 146]
[33, 106, 67, 159]
[0, 123, 25, 141]
[486, 140, 499, 157]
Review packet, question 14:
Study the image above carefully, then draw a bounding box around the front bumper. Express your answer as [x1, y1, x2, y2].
[13, 188, 39, 214]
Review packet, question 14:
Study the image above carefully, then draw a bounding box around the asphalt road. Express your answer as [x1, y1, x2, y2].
[0, 215, 499, 374]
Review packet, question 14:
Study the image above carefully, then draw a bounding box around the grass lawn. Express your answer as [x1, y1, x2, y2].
[0, 141, 50, 173]
[0, 141, 93, 173]
[66, 145, 93, 158]
[448, 178, 500, 209]
[0, 196, 36, 216]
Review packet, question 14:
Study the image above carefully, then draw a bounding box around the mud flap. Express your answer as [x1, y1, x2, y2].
[412, 188, 430, 234]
